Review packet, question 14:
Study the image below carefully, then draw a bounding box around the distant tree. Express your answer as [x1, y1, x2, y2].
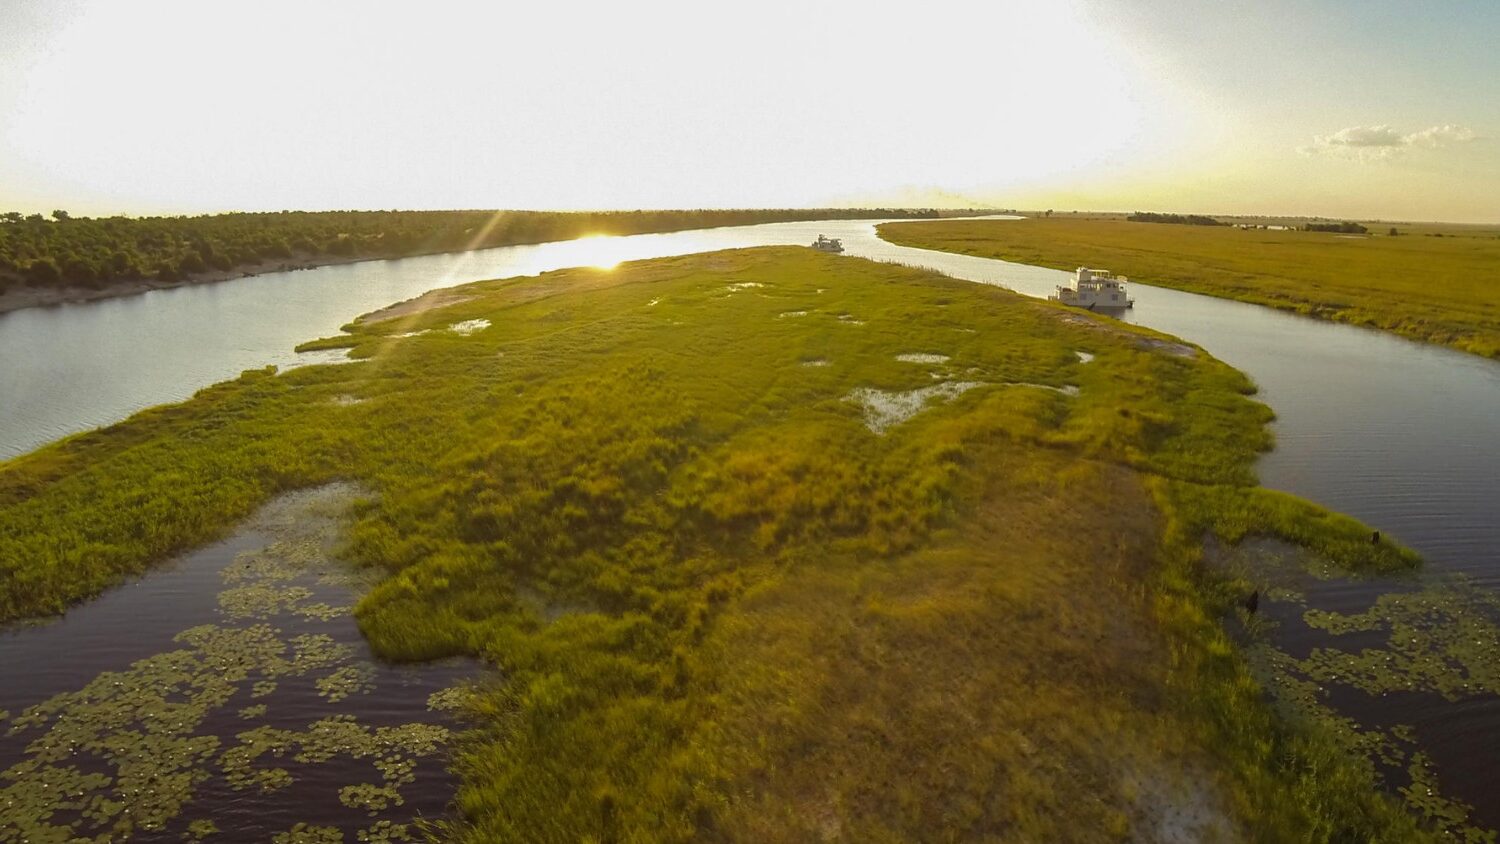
[24, 213, 44, 223]
[109, 250, 138, 276]
[51, 210, 71, 222]
[24, 257, 61, 286]
[1128, 211, 1226, 226]
[1305, 221, 1367, 234]
[61, 256, 98, 286]
[179, 251, 208, 275]
[1388, 227, 1399, 236]
[1, 212, 22, 224]
[1045, 209, 1053, 217]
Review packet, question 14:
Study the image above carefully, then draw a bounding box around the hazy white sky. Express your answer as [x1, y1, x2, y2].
[2, 0, 1496, 221]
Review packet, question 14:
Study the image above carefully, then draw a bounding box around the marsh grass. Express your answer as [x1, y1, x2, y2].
[879, 217, 1500, 358]
[0, 247, 1436, 840]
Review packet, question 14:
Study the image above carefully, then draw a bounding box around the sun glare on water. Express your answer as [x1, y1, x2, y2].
[559, 235, 625, 270]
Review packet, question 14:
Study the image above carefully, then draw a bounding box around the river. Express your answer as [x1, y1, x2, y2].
[3, 217, 1499, 831]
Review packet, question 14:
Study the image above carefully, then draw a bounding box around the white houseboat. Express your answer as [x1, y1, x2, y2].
[810, 234, 844, 253]
[1049, 267, 1133, 310]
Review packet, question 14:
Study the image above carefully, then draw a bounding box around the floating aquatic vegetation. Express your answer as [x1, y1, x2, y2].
[357, 821, 413, 843]
[845, 382, 985, 434]
[425, 686, 476, 714]
[219, 583, 315, 619]
[836, 313, 864, 325]
[1075, 351, 1095, 363]
[647, 298, 660, 307]
[777, 310, 808, 318]
[1233, 544, 1499, 840]
[448, 319, 491, 336]
[287, 633, 356, 674]
[0, 485, 465, 842]
[316, 566, 381, 591]
[331, 395, 367, 407]
[272, 823, 343, 844]
[723, 282, 763, 292]
[294, 602, 350, 622]
[800, 358, 830, 368]
[340, 782, 404, 815]
[895, 353, 949, 364]
[1300, 583, 1500, 701]
[1401, 752, 1495, 842]
[317, 665, 377, 703]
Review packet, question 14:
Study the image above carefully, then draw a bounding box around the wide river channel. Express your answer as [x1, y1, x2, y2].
[3, 217, 1499, 831]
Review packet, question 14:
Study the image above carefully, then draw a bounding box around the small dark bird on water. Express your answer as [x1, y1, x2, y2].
[1245, 589, 1260, 615]
[1372, 530, 1381, 544]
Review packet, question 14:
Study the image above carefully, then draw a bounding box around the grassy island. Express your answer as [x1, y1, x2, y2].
[1, 248, 1441, 840]
[878, 216, 1500, 359]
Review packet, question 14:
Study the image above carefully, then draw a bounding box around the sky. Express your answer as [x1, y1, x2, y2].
[1, 0, 1496, 222]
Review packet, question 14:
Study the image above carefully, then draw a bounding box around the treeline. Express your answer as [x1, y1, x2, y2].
[0, 208, 962, 293]
[1304, 221, 1368, 234]
[1127, 212, 1226, 226]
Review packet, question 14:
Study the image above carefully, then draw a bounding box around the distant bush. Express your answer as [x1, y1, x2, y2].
[1305, 221, 1367, 234]
[1127, 212, 1226, 226]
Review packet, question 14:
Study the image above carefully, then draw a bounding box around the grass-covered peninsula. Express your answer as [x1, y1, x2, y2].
[878, 216, 1500, 358]
[0, 248, 1437, 840]
[0, 207, 977, 313]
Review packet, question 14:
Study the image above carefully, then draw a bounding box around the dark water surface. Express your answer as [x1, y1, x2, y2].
[3, 218, 1498, 832]
[0, 486, 473, 841]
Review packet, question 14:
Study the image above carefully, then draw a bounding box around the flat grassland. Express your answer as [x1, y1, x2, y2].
[0, 248, 1428, 840]
[878, 217, 1500, 358]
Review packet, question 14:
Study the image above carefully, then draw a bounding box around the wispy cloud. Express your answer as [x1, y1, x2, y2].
[1301, 124, 1479, 160]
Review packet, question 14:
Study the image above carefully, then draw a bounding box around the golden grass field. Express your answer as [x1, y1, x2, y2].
[879, 217, 1500, 358]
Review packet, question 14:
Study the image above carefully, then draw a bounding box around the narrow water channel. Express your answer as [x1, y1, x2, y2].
[3, 217, 1498, 832]
[0, 485, 473, 841]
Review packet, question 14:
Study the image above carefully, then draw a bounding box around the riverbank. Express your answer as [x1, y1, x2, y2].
[0, 208, 987, 316]
[0, 253, 374, 314]
[877, 217, 1500, 359]
[0, 248, 1448, 840]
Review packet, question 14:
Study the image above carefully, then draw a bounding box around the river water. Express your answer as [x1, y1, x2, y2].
[2, 217, 1498, 831]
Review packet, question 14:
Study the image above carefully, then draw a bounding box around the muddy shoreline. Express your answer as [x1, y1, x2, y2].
[0, 254, 385, 315]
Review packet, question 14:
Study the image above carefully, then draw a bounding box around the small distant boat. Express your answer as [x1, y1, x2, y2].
[810, 234, 844, 253]
[1049, 267, 1133, 310]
